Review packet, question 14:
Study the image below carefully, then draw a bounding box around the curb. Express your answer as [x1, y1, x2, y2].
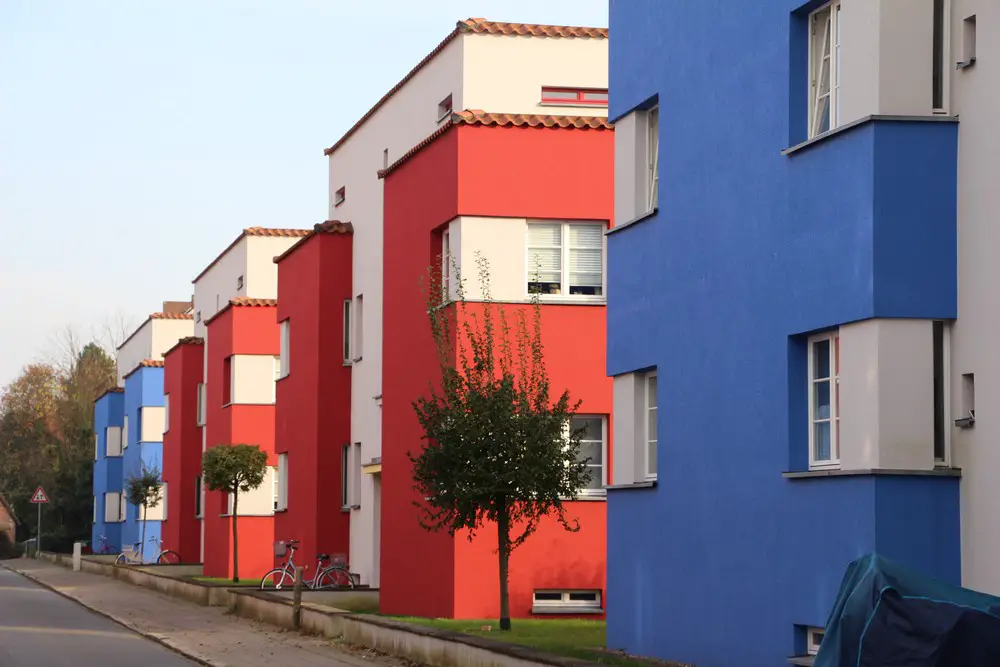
[2, 562, 219, 667]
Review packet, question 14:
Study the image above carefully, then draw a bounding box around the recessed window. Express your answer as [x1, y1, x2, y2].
[526, 222, 605, 297]
[105, 492, 123, 523]
[196, 310, 202, 323]
[933, 321, 951, 463]
[646, 106, 659, 213]
[236, 275, 244, 290]
[441, 228, 452, 303]
[353, 295, 363, 361]
[532, 590, 602, 614]
[334, 186, 346, 207]
[808, 331, 840, 469]
[644, 373, 658, 480]
[341, 444, 351, 508]
[106, 426, 123, 457]
[382, 148, 389, 170]
[94, 432, 99, 461]
[164, 394, 171, 432]
[342, 300, 352, 364]
[276, 454, 288, 511]
[959, 15, 976, 68]
[119, 493, 127, 523]
[123, 416, 129, 450]
[222, 357, 233, 406]
[194, 476, 202, 517]
[541, 87, 609, 106]
[270, 466, 279, 511]
[932, 0, 947, 111]
[279, 320, 290, 379]
[807, 627, 825, 656]
[569, 416, 607, 495]
[352, 442, 362, 508]
[808, 1, 841, 138]
[196, 383, 206, 426]
[437, 94, 453, 122]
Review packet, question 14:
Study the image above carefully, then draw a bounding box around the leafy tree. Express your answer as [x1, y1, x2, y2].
[410, 255, 590, 630]
[201, 444, 268, 582]
[125, 463, 163, 562]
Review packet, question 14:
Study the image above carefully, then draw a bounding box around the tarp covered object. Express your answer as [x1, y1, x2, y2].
[816, 553, 1000, 667]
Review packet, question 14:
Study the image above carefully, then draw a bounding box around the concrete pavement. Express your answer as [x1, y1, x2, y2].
[0, 564, 196, 666]
[2, 559, 414, 667]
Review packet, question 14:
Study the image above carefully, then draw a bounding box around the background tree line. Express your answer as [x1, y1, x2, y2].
[0, 325, 125, 552]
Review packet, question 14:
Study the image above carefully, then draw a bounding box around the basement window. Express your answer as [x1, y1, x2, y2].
[807, 627, 824, 655]
[531, 590, 603, 615]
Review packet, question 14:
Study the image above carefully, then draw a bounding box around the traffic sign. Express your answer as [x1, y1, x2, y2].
[30, 487, 49, 504]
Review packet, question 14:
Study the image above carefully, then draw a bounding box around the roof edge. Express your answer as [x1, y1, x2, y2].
[274, 220, 354, 264]
[203, 298, 278, 326]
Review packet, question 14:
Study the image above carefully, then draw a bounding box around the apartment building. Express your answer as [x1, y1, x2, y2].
[380, 110, 614, 618]
[605, 0, 991, 665]
[323, 15, 608, 591]
[92, 387, 125, 552]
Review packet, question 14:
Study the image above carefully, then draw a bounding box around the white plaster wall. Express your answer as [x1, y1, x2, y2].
[948, 0, 1000, 596]
[456, 217, 526, 301]
[612, 374, 639, 485]
[228, 468, 275, 516]
[462, 34, 608, 116]
[192, 237, 248, 340]
[613, 113, 641, 225]
[151, 319, 194, 359]
[146, 483, 166, 521]
[245, 236, 300, 299]
[117, 322, 153, 386]
[231, 354, 278, 405]
[839, 321, 881, 470]
[140, 406, 166, 443]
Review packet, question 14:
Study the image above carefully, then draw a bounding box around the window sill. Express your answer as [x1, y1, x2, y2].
[605, 208, 658, 236]
[606, 481, 657, 491]
[534, 295, 606, 305]
[343, 360, 352, 367]
[783, 467, 962, 480]
[782, 113, 959, 157]
[531, 606, 605, 615]
[349, 504, 361, 511]
[538, 102, 608, 110]
[562, 493, 607, 502]
[273, 508, 287, 514]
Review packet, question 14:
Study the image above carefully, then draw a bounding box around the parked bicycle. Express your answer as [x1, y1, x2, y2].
[93, 534, 120, 555]
[260, 539, 354, 590]
[115, 536, 181, 566]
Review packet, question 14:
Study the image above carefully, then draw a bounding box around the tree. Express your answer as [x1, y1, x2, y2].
[409, 255, 590, 630]
[125, 464, 163, 562]
[201, 444, 268, 582]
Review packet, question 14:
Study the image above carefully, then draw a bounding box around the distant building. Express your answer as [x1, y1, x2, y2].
[0, 492, 19, 543]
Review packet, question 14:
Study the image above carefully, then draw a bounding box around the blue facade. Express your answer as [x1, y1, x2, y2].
[606, 2, 960, 665]
[92, 390, 124, 552]
[121, 366, 166, 562]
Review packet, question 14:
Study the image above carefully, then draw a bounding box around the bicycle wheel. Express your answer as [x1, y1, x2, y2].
[157, 550, 181, 565]
[114, 553, 127, 566]
[316, 566, 354, 590]
[260, 568, 292, 591]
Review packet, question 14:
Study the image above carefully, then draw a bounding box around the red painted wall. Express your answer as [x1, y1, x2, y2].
[203, 304, 279, 579]
[381, 123, 614, 619]
[274, 231, 353, 578]
[162, 339, 204, 563]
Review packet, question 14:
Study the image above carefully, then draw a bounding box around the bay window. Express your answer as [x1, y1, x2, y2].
[808, 0, 841, 138]
[527, 221, 605, 297]
[808, 331, 840, 468]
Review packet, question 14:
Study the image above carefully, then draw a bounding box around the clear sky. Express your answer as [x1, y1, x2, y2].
[0, 0, 607, 386]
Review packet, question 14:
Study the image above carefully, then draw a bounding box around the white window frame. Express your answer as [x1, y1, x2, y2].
[808, 1, 841, 138]
[341, 444, 351, 509]
[271, 465, 280, 512]
[532, 590, 602, 613]
[163, 394, 170, 433]
[278, 320, 290, 379]
[441, 228, 452, 303]
[276, 453, 288, 511]
[93, 496, 97, 523]
[194, 476, 202, 518]
[808, 331, 840, 469]
[526, 221, 606, 301]
[807, 627, 825, 656]
[122, 416, 129, 450]
[351, 442, 362, 509]
[646, 106, 659, 213]
[564, 416, 607, 497]
[106, 426, 123, 457]
[342, 300, 352, 364]
[196, 383, 206, 426]
[353, 295, 363, 362]
[94, 433, 99, 461]
[933, 321, 952, 466]
[644, 372, 658, 481]
[932, 0, 951, 114]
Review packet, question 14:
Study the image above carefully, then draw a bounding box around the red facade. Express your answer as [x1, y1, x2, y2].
[161, 337, 204, 563]
[380, 120, 615, 618]
[273, 224, 354, 577]
[202, 301, 279, 579]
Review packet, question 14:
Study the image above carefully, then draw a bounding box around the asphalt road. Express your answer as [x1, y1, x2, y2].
[0, 565, 196, 667]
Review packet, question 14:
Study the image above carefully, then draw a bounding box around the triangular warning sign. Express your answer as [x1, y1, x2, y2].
[30, 487, 49, 503]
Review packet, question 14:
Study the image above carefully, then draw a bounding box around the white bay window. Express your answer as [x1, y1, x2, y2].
[808, 0, 841, 138]
[808, 331, 840, 468]
[527, 222, 604, 298]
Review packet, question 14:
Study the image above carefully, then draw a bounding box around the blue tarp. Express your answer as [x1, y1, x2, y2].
[816, 553, 1000, 667]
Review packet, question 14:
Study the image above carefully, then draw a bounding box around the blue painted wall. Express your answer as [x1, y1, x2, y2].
[92, 391, 124, 552]
[606, 1, 960, 665]
[121, 367, 165, 561]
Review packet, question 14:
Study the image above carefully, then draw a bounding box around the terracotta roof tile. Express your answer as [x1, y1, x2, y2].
[122, 359, 164, 380]
[378, 111, 612, 178]
[193, 227, 310, 283]
[230, 297, 278, 307]
[273, 221, 354, 264]
[94, 386, 125, 403]
[323, 17, 607, 156]
[164, 336, 205, 357]
[149, 312, 194, 320]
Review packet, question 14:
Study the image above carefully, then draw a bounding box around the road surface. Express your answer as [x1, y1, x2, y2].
[0, 564, 196, 666]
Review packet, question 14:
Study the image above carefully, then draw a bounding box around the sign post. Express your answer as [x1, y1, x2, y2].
[30, 487, 49, 558]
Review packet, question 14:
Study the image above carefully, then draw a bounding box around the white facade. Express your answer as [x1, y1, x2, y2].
[117, 317, 194, 385]
[324, 19, 608, 587]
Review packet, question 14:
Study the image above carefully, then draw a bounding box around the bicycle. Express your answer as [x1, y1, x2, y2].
[115, 536, 181, 565]
[94, 534, 120, 555]
[260, 540, 354, 590]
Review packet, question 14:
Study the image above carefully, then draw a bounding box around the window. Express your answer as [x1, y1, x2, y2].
[532, 590, 602, 614]
[93, 497, 97, 523]
[341, 444, 351, 508]
[104, 492, 122, 523]
[271, 465, 280, 511]
[119, 493, 127, 523]
[382, 148, 388, 170]
[276, 453, 288, 511]
[334, 186, 346, 207]
[933, 0, 946, 111]
[164, 394, 170, 432]
[527, 222, 604, 297]
[645, 373, 658, 480]
[352, 442, 362, 508]
[441, 228, 452, 302]
[222, 357, 233, 405]
[94, 433, 99, 461]
[236, 275, 244, 290]
[196, 383, 206, 425]
[569, 416, 606, 495]
[279, 320, 290, 379]
[808, 1, 841, 138]
[933, 321, 951, 464]
[123, 416, 129, 450]
[959, 15, 976, 68]
[541, 87, 609, 106]
[808, 332, 840, 468]
[807, 627, 825, 656]
[194, 476, 202, 517]
[437, 94, 453, 121]
[196, 310, 202, 323]
[343, 300, 352, 363]
[106, 426, 123, 457]
[646, 106, 659, 212]
[353, 295, 363, 361]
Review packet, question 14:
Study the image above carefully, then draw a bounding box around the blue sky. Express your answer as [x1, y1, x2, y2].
[0, 0, 607, 385]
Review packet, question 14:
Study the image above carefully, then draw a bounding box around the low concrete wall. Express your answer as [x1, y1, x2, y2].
[270, 588, 379, 613]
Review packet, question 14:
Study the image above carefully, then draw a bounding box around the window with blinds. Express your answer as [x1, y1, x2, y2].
[527, 222, 604, 297]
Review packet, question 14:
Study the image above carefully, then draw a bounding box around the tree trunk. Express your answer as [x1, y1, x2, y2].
[232, 487, 239, 583]
[497, 503, 511, 631]
[140, 503, 147, 564]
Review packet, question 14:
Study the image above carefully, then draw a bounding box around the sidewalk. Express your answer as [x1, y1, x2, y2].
[3, 559, 415, 667]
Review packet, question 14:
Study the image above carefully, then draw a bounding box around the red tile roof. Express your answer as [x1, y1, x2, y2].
[93, 386, 125, 403]
[273, 220, 354, 264]
[122, 358, 165, 379]
[149, 312, 194, 320]
[164, 336, 205, 357]
[323, 18, 607, 157]
[378, 110, 612, 178]
[193, 227, 311, 283]
[230, 297, 278, 307]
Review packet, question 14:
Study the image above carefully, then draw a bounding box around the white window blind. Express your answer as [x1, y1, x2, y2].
[569, 225, 603, 292]
[277, 453, 288, 511]
[527, 223, 563, 293]
[279, 320, 290, 378]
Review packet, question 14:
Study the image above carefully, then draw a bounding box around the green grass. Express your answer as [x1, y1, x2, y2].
[392, 618, 679, 666]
